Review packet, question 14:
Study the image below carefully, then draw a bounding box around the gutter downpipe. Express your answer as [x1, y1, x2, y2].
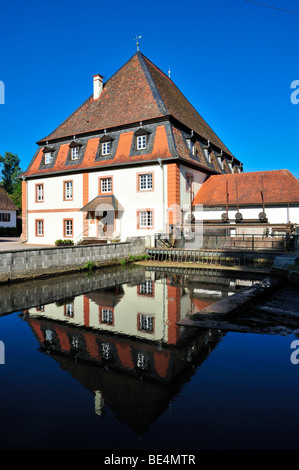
[22, 175, 28, 242]
[157, 158, 165, 233]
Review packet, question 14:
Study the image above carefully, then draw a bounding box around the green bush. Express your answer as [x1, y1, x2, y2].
[55, 239, 74, 246]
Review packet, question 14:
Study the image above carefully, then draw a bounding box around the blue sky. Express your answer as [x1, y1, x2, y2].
[0, 0, 298, 176]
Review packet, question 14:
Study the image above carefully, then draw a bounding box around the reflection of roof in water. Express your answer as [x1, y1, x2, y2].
[86, 285, 124, 308]
[25, 314, 224, 436]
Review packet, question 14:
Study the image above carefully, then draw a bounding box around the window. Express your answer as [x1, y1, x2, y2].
[102, 141, 110, 155]
[186, 137, 197, 155]
[102, 343, 111, 360]
[139, 173, 153, 191]
[137, 353, 148, 369]
[36, 184, 44, 202]
[45, 329, 53, 342]
[101, 308, 113, 324]
[138, 210, 153, 228]
[0, 213, 11, 222]
[186, 174, 193, 192]
[139, 279, 154, 296]
[137, 135, 146, 150]
[44, 152, 52, 165]
[64, 219, 73, 237]
[100, 177, 112, 193]
[72, 336, 79, 349]
[36, 219, 44, 237]
[71, 147, 79, 160]
[139, 314, 154, 333]
[65, 302, 74, 317]
[64, 181, 73, 200]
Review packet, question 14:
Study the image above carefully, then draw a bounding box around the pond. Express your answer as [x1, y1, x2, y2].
[0, 265, 298, 451]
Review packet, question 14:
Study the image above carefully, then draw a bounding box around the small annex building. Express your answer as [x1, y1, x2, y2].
[192, 169, 299, 235]
[0, 186, 17, 229]
[21, 51, 243, 246]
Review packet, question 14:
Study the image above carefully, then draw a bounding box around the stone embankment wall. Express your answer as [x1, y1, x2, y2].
[0, 265, 146, 315]
[0, 238, 145, 283]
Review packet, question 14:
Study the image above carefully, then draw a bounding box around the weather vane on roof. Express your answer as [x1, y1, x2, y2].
[134, 35, 142, 51]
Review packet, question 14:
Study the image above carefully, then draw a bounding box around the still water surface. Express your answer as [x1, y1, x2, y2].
[0, 265, 298, 450]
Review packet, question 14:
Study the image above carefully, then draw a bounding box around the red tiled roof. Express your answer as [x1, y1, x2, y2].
[23, 124, 173, 177]
[0, 186, 17, 211]
[193, 170, 299, 206]
[38, 52, 234, 158]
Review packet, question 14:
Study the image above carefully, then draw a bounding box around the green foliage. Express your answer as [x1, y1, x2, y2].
[120, 253, 149, 266]
[55, 239, 74, 246]
[0, 152, 23, 211]
[80, 260, 96, 271]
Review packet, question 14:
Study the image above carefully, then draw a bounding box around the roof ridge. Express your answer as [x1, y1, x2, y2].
[136, 52, 168, 116]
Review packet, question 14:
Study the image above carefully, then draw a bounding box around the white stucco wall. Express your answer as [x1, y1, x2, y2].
[194, 205, 299, 225]
[0, 210, 16, 228]
[25, 163, 211, 245]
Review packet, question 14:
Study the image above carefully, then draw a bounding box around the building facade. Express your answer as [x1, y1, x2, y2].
[21, 52, 241, 246]
[192, 169, 299, 235]
[0, 186, 17, 229]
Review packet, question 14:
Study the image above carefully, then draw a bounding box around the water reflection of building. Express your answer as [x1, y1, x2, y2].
[23, 273, 224, 435]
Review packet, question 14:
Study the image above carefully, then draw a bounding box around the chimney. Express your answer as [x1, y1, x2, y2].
[93, 74, 103, 100]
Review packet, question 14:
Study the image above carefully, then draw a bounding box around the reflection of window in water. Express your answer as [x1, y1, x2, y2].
[139, 279, 153, 295]
[140, 314, 154, 332]
[137, 353, 147, 369]
[45, 329, 53, 342]
[65, 303, 74, 317]
[102, 343, 111, 359]
[72, 336, 79, 349]
[101, 308, 113, 324]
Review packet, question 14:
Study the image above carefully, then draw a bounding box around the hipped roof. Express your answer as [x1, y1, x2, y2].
[38, 52, 234, 158]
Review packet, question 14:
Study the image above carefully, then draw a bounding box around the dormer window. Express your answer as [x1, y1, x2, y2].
[137, 135, 146, 150]
[69, 140, 82, 161]
[45, 152, 52, 165]
[43, 146, 55, 165]
[102, 141, 110, 155]
[186, 134, 197, 156]
[71, 147, 79, 160]
[203, 141, 211, 164]
[99, 134, 114, 157]
[134, 127, 150, 151]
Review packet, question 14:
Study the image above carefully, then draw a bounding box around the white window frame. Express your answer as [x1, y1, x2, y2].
[139, 314, 154, 332]
[102, 141, 111, 156]
[64, 181, 73, 200]
[65, 303, 74, 317]
[36, 220, 44, 236]
[71, 147, 79, 160]
[139, 210, 153, 228]
[64, 219, 73, 237]
[139, 173, 153, 191]
[101, 308, 113, 324]
[139, 279, 153, 295]
[137, 135, 147, 150]
[101, 177, 112, 193]
[44, 152, 52, 165]
[36, 184, 44, 202]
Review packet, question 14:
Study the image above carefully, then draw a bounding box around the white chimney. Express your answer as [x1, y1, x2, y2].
[93, 74, 103, 100]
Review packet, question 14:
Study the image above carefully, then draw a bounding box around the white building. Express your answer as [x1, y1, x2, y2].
[192, 169, 299, 234]
[21, 51, 241, 246]
[0, 186, 17, 229]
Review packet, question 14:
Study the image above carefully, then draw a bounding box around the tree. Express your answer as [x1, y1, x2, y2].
[0, 152, 23, 210]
